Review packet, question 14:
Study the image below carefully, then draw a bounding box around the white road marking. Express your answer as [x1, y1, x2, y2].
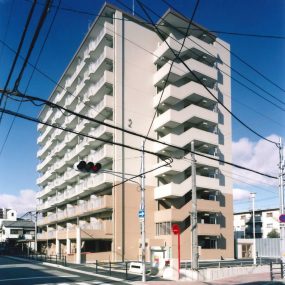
[0, 275, 79, 283]
[0, 264, 45, 269]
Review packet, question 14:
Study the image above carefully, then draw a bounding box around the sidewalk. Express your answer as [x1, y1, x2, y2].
[135, 272, 285, 285]
[6, 256, 285, 285]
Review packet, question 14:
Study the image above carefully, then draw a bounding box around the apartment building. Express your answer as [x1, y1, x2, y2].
[36, 3, 233, 264]
[234, 208, 280, 239]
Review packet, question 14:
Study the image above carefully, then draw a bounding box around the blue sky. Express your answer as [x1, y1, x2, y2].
[0, 0, 284, 214]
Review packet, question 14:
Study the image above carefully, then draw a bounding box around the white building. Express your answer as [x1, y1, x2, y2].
[36, 3, 233, 264]
[234, 208, 280, 239]
[0, 208, 35, 243]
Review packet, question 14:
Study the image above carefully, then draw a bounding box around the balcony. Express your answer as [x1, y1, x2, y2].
[83, 22, 113, 62]
[153, 81, 217, 109]
[154, 175, 219, 199]
[87, 144, 113, 165]
[198, 223, 220, 236]
[154, 58, 217, 88]
[86, 71, 113, 103]
[154, 127, 218, 153]
[85, 46, 113, 80]
[153, 152, 218, 178]
[154, 199, 220, 223]
[86, 94, 113, 123]
[84, 173, 113, 194]
[154, 33, 217, 65]
[153, 104, 217, 132]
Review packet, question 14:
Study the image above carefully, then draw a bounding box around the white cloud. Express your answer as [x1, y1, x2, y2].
[232, 134, 281, 186]
[233, 188, 251, 201]
[0, 189, 37, 216]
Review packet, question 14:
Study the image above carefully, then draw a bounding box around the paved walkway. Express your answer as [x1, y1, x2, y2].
[135, 272, 285, 285]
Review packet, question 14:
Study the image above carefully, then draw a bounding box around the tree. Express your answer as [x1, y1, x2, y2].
[267, 229, 280, 238]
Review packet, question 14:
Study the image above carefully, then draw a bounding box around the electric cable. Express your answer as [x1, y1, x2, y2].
[0, 107, 169, 160]
[135, 0, 279, 147]
[0, 0, 15, 64]
[0, 0, 61, 157]
[0, 0, 37, 122]
[115, 0, 285, 109]
[1, 92, 279, 180]
[23, 0, 285, 40]
[161, 0, 285, 93]
[142, 13, 285, 109]
[143, 0, 200, 143]
[22, 0, 285, 109]
[0, 21, 282, 132]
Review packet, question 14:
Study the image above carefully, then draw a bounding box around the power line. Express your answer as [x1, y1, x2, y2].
[4, 90, 278, 180]
[20, 0, 285, 108]
[134, 0, 279, 147]
[23, 0, 285, 40]
[0, 0, 37, 123]
[0, 16, 282, 134]
[0, 107, 166, 160]
[0, 0, 61, 157]
[0, 0, 15, 64]
[144, 0, 200, 142]
[12, 0, 52, 92]
[155, 26, 285, 109]
[161, 0, 285, 93]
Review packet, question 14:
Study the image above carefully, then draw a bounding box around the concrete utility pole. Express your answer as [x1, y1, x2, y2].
[278, 137, 285, 274]
[250, 192, 256, 265]
[34, 211, 37, 253]
[191, 141, 198, 270]
[140, 142, 146, 282]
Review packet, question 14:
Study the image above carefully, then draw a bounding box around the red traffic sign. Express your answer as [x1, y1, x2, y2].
[172, 224, 180, 235]
[279, 214, 285, 223]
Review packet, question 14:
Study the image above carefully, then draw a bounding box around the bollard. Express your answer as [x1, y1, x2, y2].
[109, 261, 111, 276]
[125, 262, 128, 280]
[95, 260, 98, 273]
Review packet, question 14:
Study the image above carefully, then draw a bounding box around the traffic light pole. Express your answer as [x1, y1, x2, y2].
[278, 137, 285, 276]
[140, 142, 146, 282]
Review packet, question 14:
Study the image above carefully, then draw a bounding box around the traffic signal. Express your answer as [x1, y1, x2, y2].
[74, 160, 102, 173]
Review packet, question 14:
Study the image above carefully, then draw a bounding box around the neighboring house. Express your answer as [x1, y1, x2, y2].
[0, 220, 35, 242]
[234, 208, 280, 239]
[36, 3, 233, 264]
[0, 208, 17, 242]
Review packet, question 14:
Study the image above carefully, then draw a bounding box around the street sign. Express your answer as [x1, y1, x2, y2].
[172, 224, 180, 235]
[279, 214, 285, 223]
[138, 210, 145, 218]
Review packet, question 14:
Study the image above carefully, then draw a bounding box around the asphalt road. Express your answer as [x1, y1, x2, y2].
[0, 256, 131, 285]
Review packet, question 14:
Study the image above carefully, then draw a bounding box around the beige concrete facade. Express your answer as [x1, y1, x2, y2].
[36, 3, 233, 264]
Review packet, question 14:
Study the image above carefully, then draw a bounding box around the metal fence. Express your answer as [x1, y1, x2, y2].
[18, 253, 67, 266]
[181, 257, 280, 270]
[270, 261, 284, 281]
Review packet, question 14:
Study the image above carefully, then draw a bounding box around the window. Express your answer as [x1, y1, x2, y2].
[156, 222, 171, 236]
[11, 213, 14, 217]
[241, 215, 246, 220]
[10, 229, 19, 234]
[267, 223, 273, 228]
[266, 212, 273, 217]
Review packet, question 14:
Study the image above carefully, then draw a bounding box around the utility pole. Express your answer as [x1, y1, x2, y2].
[34, 211, 37, 253]
[278, 137, 285, 274]
[191, 141, 198, 270]
[250, 192, 256, 265]
[140, 142, 146, 282]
